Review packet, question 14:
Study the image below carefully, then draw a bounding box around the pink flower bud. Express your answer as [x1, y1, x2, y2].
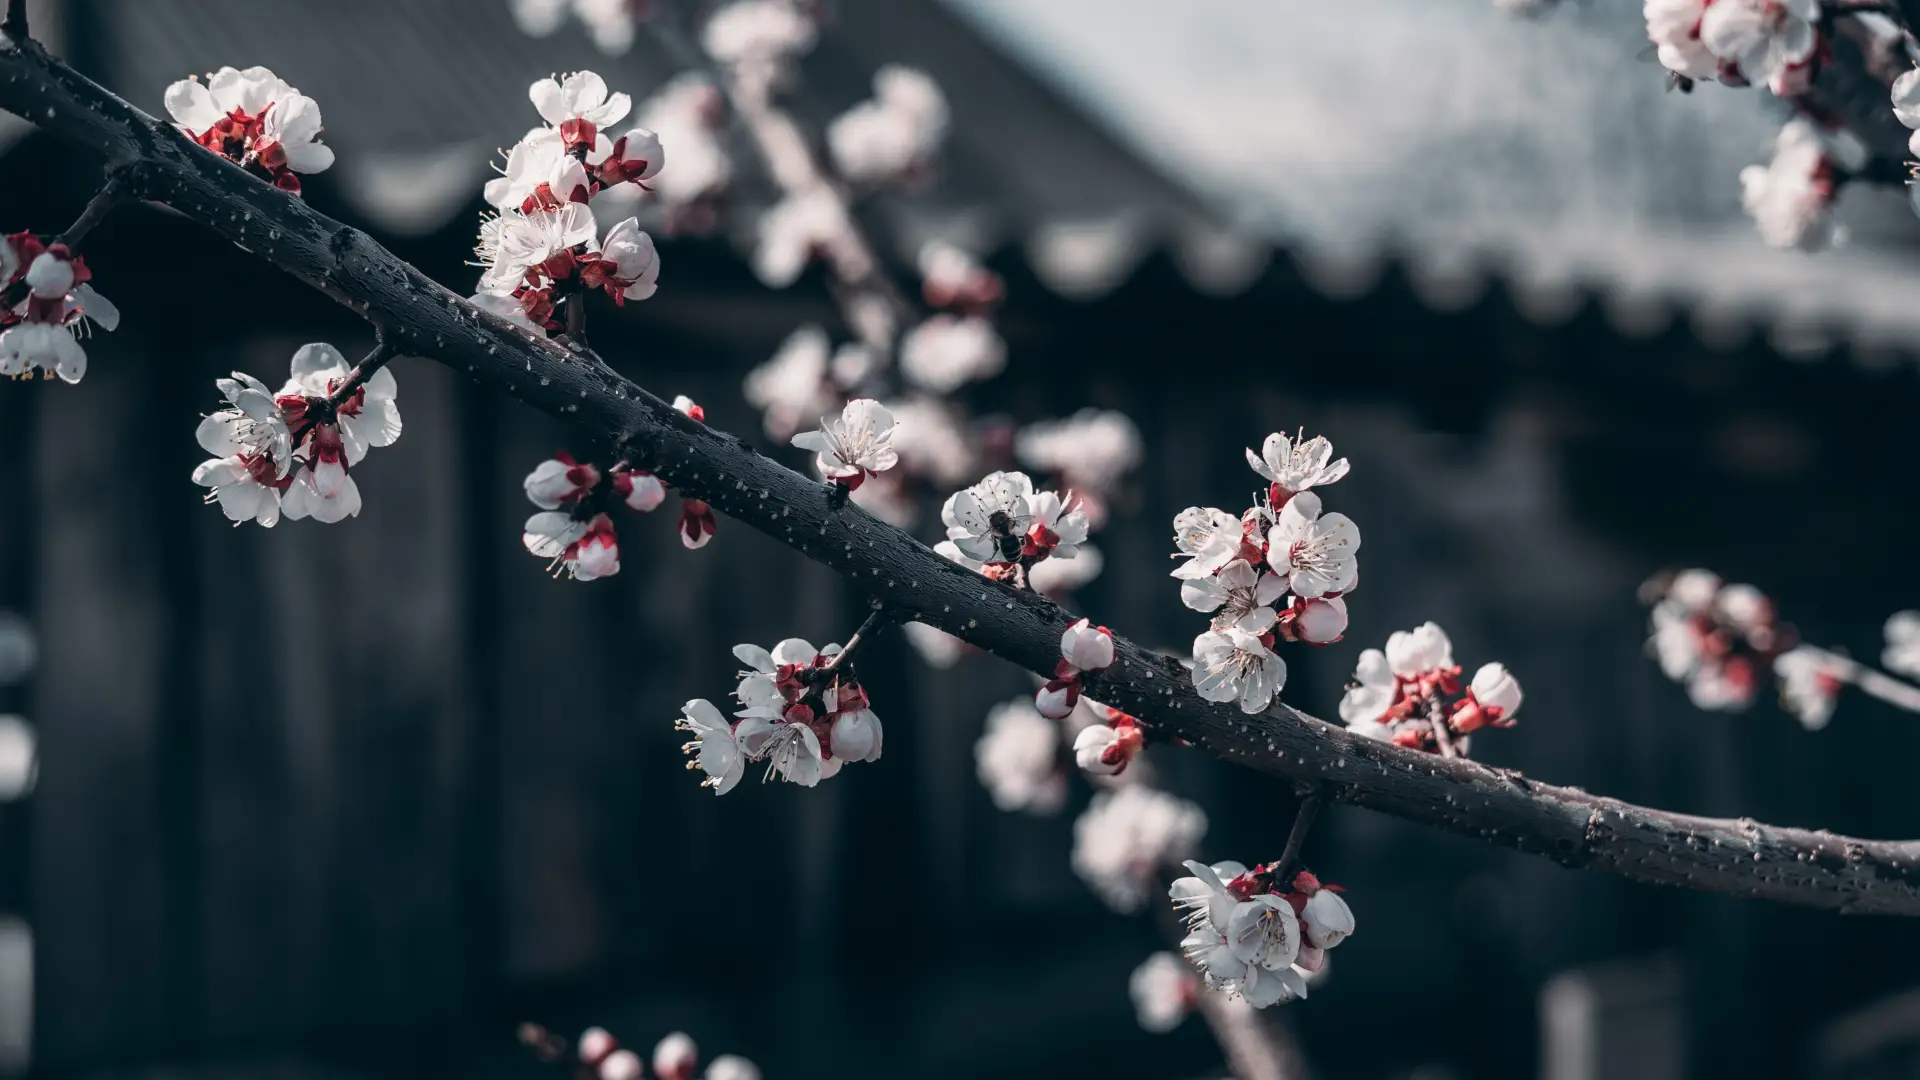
[1060, 618, 1114, 672]
[1071, 721, 1142, 776]
[1035, 676, 1080, 719]
[1292, 596, 1347, 644]
[24, 251, 72, 299]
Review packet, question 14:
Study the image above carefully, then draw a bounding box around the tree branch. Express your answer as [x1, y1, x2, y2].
[1, 1, 24, 43]
[3, 33, 1919, 915]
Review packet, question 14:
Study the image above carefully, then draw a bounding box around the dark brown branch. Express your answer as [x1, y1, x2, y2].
[326, 331, 396, 408]
[3, 34, 1920, 916]
[1, 1, 24, 43]
[1272, 794, 1323, 881]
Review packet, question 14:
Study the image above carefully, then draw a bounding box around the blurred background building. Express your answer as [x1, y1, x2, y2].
[0, 1, 1917, 1079]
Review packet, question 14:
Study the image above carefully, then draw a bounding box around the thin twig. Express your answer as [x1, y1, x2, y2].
[819, 603, 892, 676]
[1, 0, 25, 42]
[1801, 645, 1920, 713]
[326, 330, 397, 409]
[6, 35, 1920, 915]
[0, 168, 135, 311]
[1272, 794, 1324, 881]
[1425, 700, 1458, 759]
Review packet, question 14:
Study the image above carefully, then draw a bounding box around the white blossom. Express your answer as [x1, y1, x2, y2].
[1016, 409, 1142, 495]
[1181, 559, 1285, 634]
[1740, 120, 1841, 252]
[523, 511, 620, 579]
[1287, 595, 1349, 645]
[530, 71, 632, 133]
[0, 283, 118, 384]
[1060, 618, 1115, 672]
[511, 0, 644, 56]
[1071, 785, 1207, 912]
[827, 65, 949, 185]
[591, 216, 661, 302]
[1775, 647, 1841, 731]
[1700, 0, 1817, 92]
[475, 203, 598, 293]
[164, 66, 334, 179]
[1304, 890, 1355, 949]
[744, 326, 840, 440]
[702, 0, 817, 68]
[1169, 859, 1248, 933]
[1171, 507, 1244, 582]
[676, 698, 745, 794]
[1192, 628, 1286, 714]
[974, 700, 1066, 814]
[1264, 491, 1359, 599]
[753, 186, 847, 288]
[523, 453, 600, 510]
[1386, 622, 1454, 677]
[1338, 648, 1398, 729]
[1129, 952, 1196, 1034]
[1467, 662, 1524, 722]
[192, 372, 292, 527]
[636, 75, 732, 209]
[1226, 894, 1301, 972]
[1025, 489, 1091, 561]
[791, 398, 898, 483]
[1644, 0, 1718, 80]
[899, 315, 1006, 393]
[599, 1051, 642, 1080]
[1246, 430, 1349, 496]
[942, 470, 1035, 564]
[918, 240, 1004, 310]
[1894, 70, 1920, 158]
[470, 290, 539, 331]
[1883, 611, 1920, 679]
[1072, 718, 1142, 777]
[485, 126, 597, 211]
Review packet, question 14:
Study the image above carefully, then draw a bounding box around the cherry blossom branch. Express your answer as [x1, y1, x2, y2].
[647, 8, 914, 351]
[7, 34, 1920, 916]
[1804, 646, 1920, 712]
[1423, 701, 1459, 760]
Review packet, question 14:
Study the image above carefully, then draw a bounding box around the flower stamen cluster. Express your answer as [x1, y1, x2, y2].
[1338, 621, 1524, 753]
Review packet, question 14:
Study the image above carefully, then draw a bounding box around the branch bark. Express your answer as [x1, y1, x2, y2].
[4, 34, 1920, 915]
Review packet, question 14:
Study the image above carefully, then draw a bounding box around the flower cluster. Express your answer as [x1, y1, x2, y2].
[1642, 0, 1819, 95]
[677, 638, 883, 793]
[702, 0, 818, 81]
[791, 398, 899, 490]
[520, 450, 669, 581]
[1337, 621, 1523, 752]
[899, 314, 1006, 393]
[630, 74, 733, 228]
[827, 65, 950, 186]
[191, 344, 401, 526]
[1174, 430, 1358, 714]
[940, 471, 1091, 587]
[974, 698, 1068, 814]
[1641, 568, 1792, 713]
[1036, 618, 1115, 721]
[0, 235, 118, 383]
[522, 1023, 759, 1080]
[1171, 859, 1355, 1009]
[1739, 119, 1847, 252]
[1072, 784, 1207, 912]
[473, 72, 663, 332]
[164, 66, 334, 193]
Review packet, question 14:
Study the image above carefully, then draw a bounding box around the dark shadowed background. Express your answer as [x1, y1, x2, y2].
[0, 2, 1918, 1080]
